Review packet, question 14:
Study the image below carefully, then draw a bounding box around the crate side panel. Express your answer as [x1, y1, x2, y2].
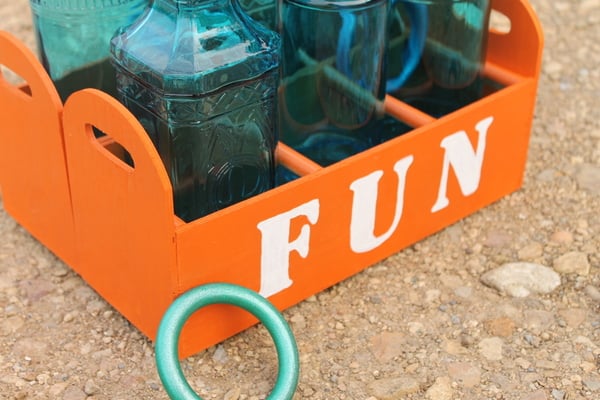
[0, 31, 77, 266]
[62, 89, 178, 339]
[173, 80, 538, 356]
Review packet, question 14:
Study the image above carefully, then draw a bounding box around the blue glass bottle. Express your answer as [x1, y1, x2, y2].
[387, 0, 492, 117]
[29, 0, 147, 101]
[279, 0, 406, 167]
[111, 0, 280, 222]
[239, 0, 277, 30]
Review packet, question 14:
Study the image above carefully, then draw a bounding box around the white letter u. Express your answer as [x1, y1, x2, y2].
[349, 156, 414, 253]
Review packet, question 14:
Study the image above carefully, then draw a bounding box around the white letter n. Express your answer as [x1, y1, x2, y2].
[431, 116, 494, 213]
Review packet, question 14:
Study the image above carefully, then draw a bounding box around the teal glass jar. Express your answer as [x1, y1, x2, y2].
[111, 0, 280, 222]
[29, 0, 147, 101]
[387, 0, 492, 116]
[279, 0, 399, 167]
[239, 0, 277, 30]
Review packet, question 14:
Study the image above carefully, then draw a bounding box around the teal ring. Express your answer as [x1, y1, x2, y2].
[155, 283, 299, 400]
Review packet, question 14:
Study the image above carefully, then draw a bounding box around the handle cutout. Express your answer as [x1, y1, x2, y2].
[0, 64, 32, 98]
[1, 64, 25, 85]
[489, 9, 512, 34]
[92, 126, 136, 169]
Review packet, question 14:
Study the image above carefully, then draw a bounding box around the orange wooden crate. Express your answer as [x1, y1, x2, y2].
[0, 0, 542, 357]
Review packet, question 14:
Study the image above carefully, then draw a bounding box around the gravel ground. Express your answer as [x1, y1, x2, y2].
[1, 0, 599, 399]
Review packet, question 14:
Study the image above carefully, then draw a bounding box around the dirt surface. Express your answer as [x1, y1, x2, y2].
[1, 0, 599, 399]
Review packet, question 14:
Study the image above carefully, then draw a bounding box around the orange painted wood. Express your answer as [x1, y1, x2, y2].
[0, 31, 76, 267]
[62, 90, 178, 340]
[486, 0, 544, 80]
[0, 0, 543, 358]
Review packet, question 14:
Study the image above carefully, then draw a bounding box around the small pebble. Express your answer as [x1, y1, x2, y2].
[559, 308, 587, 328]
[290, 313, 306, 329]
[62, 385, 86, 400]
[370, 332, 405, 362]
[574, 164, 600, 195]
[425, 289, 441, 303]
[224, 387, 241, 400]
[522, 389, 548, 400]
[481, 262, 561, 297]
[212, 345, 228, 364]
[518, 242, 543, 260]
[550, 231, 573, 244]
[478, 337, 504, 361]
[83, 379, 100, 396]
[524, 309, 555, 333]
[484, 317, 516, 337]
[426, 376, 453, 400]
[524, 333, 541, 347]
[584, 285, 600, 302]
[147, 381, 161, 391]
[454, 286, 472, 299]
[447, 362, 481, 387]
[553, 252, 590, 276]
[583, 377, 600, 391]
[368, 376, 420, 399]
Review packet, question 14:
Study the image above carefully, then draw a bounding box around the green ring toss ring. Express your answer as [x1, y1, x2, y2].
[155, 283, 300, 400]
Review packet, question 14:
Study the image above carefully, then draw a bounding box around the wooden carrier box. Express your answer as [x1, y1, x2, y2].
[0, 0, 543, 357]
